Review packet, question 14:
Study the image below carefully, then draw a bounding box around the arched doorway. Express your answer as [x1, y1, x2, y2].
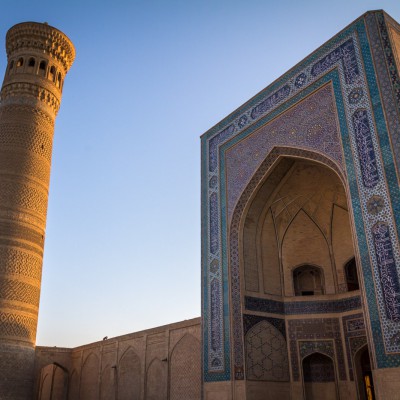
[38, 363, 68, 400]
[302, 353, 337, 400]
[345, 257, 360, 291]
[354, 346, 375, 400]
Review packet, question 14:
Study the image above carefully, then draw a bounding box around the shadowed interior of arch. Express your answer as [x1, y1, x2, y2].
[242, 157, 358, 298]
[240, 157, 362, 399]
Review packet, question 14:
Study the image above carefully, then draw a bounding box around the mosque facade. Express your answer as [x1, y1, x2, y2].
[0, 9, 400, 400]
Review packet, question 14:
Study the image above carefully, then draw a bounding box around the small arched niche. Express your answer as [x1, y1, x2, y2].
[16, 57, 24, 69]
[293, 265, 324, 296]
[49, 65, 56, 82]
[39, 60, 47, 76]
[56, 72, 62, 88]
[28, 57, 35, 68]
[302, 353, 337, 400]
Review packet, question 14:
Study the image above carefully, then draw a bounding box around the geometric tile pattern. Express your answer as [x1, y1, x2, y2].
[245, 321, 289, 382]
[243, 314, 286, 337]
[373, 14, 400, 177]
[350, 336, 368, 358]
[245, 295, 361, 315]
[362, 14, 400, 360]
[288, 318, 346, 381]
[372, 222, 400, 322]
[299, 340, 335, 360]
[225, 84, 343, 220]
[201, 10, 400, 381]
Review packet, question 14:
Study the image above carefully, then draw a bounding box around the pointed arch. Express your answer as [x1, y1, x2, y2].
[229, 148, 348, 375]
[170, 334, 201, 400]
[52, 364, 68, 400]
[118, 347, 141, 400]
[80, 353, 100, 400]
[146, 358, 167, 400]
[39, 373, 51, 400]
[354, 345, 376, 400]
[302, 352, 335, 382]
[68, 369, 79, 400]
[100, 364, 115, 400]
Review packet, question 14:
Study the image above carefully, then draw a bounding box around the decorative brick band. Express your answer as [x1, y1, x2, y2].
[0, 311, 37, 341]
[245, 296, 362, 315]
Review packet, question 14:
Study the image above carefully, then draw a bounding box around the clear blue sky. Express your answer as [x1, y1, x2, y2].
[1, 0, 399, 347]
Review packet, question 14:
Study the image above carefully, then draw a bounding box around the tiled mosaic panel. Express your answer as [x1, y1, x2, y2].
[245, 296, 361, 315]
[245, 320, 289, 382]
[202, 11, 400, 380]
[366, 13, 400, 186]
[243, 314, 286, 337]
[352, 109, 379, 188]
[372, 222, 400, 321]
[225, 83, 342, 220]
[288, 319, 346, 382]
[358, 15, 400, 361]
[342, 313, 366, 380]
[299, 340, 335, 360]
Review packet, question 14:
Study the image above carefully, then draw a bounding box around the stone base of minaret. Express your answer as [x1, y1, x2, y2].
[0, 343, 35, 399]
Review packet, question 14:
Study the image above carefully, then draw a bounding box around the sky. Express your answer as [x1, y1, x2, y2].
[1, 0, 400, 348]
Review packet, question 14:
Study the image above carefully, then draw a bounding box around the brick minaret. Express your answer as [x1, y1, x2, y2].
[0, 22, 75, 399]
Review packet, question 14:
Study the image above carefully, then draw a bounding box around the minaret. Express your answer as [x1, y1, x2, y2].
[0, 22, 75, 399]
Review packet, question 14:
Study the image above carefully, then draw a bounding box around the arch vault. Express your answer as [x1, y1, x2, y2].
[201, 10, 400, 400]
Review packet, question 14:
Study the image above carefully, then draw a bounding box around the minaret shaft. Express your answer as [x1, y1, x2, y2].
[0, 22, 74, 400]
